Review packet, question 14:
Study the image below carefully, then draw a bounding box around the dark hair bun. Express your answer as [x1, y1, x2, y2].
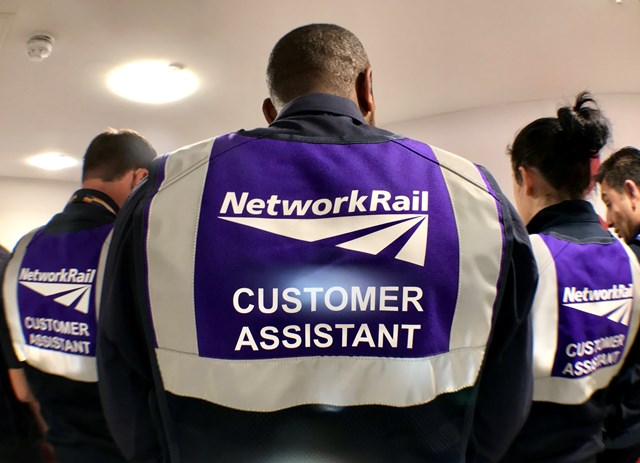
[556, 91, 610, 161]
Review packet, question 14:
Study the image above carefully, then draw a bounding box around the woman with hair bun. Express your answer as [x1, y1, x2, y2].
[500, 92, 640, 463]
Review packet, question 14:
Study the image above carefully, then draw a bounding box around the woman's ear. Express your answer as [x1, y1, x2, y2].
[519, 165, 537, 197]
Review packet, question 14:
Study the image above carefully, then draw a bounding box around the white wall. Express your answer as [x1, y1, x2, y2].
[2, 93, 636, 249]
[0, 176, 76, 251]
[384, 93, 640, 222]
[385, 93, 640, 208]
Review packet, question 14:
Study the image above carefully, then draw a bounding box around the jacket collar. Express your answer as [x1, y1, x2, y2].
[275, 93, 366, 125]
[67, 188, 119, 216]
[526, 200, 599, 235]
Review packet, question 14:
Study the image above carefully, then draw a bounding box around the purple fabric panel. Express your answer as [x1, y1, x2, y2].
[540, 235, 633, 378]
[192, 134, 461, 360]
[152, 154, 169, 189]
[17, 224, 113, 358]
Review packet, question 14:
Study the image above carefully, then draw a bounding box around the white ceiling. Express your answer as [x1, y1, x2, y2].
[0, 0, 639, 193]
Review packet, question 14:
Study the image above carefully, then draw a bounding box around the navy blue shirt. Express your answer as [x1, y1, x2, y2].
[602, 229, 640, 452]
[628, 234, 640, 262]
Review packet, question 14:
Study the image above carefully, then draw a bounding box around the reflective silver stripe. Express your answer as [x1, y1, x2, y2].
[432, 146, 501, 353]
[156, 346, 486, 411]
[3, 229, 97, 382]
[529, 235, 559, 379]
[146, 138, 214, 354]
[532, 236, 640, 404]
[94, 229, 113, 319]
[22, 345, 97, 382]
[3, 229, 38, 362]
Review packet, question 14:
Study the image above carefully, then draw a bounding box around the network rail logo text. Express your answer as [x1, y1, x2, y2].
[218, 190, 430, 266]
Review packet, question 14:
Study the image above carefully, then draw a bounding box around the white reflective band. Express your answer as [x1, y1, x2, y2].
[22, 344, 96, 382]
[2, 229, 97, 382]
[530, 235, 559, 379]
[146, 138, 214, 354]
[155, 346, 486, 411]
[532, 235, 640, 404]
[431, 146, 501, 351]
[95, 229, 113, 319]
[3, 229, 38, 363]
[535, 361, 627, 405]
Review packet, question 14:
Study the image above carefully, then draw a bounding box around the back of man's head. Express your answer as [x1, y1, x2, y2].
[266, 23, 370, 110]
[82, 128, 156, 182]
[596, 146, 640, 191]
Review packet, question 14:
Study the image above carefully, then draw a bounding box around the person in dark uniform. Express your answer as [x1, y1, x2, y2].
[0, 244, 49, 463]
[97, 24, 537, 463]
[1, 129, 156, 463]
[598, 147, 640, 260]
[500, 93, 640, 463]
[595, 146, 640, 462]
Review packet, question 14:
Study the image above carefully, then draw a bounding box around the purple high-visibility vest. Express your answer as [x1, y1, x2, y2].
[529, 233, 640, 404]
[4, 224, 113, 382]
[142, 133, 506, 411]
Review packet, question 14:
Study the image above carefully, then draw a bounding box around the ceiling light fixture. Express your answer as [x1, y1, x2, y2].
[26, 152, 78, 171]
[107, 60, 199, 104]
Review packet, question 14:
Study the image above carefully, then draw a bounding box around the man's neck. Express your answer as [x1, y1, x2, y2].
[82, 178, 122, 208]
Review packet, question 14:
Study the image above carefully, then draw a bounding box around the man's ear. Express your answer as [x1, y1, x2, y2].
[519, 166, 537, 197]
[132, 168, 149, 188]
[356, 66, 375, 124]
[624, 179, 640, 210]
[262, 98, 278, 124]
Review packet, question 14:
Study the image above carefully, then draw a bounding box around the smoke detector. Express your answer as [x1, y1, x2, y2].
[26, 32, 54, 62]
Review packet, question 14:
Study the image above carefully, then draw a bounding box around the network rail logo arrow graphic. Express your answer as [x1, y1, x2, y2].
[19, 281, 92, 314]
[564, 299, 633, 326]
[219, 213, 429, 266]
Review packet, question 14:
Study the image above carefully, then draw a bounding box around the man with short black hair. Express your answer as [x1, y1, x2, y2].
[264, 23, 373, 123]
[2, 128, 156, 462]
[81, 128, 156, 208]
[596, 146, 640, 463]
[98, 24, 537, 462]
[597, 147, 640, 260]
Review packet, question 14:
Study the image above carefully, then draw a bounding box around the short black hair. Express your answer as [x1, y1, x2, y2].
[82, 128, 157, 181]
[508, 91, 610, 198]
[596, 146, 640, 192]
[266, 24, 370, 108]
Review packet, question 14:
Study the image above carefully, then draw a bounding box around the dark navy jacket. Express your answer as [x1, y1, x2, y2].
[1, 190, 127, 463]
[0, 245, 43, 461]
[501, 200, 640, 463]
[602, 230, 640, 453]
[98, 93, 537, 463]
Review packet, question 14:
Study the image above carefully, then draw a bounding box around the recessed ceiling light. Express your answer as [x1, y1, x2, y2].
[26, 152, 78, 171]
[107, 60, 199, 104]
